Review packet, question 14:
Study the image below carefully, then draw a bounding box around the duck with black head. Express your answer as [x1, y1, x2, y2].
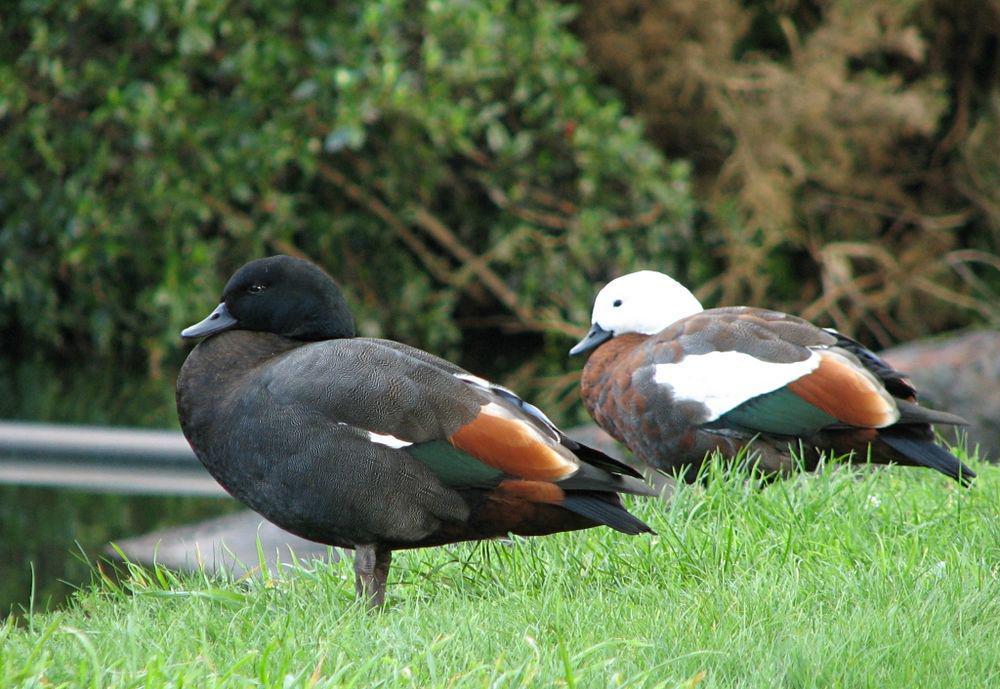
[570, 270, 975, 486]
[176, 256, 653, 608]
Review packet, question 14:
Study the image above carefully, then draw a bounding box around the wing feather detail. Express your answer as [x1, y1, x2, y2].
[786, 351, 899, 428]
[653, 350, 821, 421]
[448, 403, 579, 481]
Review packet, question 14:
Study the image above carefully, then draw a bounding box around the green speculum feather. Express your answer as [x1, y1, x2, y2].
[407, 441, 505, 488]
[720, 387, 839, 436]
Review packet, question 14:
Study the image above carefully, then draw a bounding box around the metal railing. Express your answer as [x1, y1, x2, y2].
[0, 421, 225, 496]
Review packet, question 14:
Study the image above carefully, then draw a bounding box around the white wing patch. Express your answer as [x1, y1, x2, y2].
[454, 372, 493, 389]
[334, 422, 413, 448]
[454, 373, 493, 390]
[366, 431, 413, 449]
[653, 350, 822, 421]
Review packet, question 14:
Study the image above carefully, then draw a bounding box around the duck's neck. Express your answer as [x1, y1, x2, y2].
[188, 331, 302, 375]
[580, 334, 648, 405]
[176, 331, 304, 438]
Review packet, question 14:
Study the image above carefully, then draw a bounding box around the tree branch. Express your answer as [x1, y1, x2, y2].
[316, 162, 456, 287]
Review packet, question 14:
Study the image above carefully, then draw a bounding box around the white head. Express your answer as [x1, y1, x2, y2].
[569, 270, 703, 355]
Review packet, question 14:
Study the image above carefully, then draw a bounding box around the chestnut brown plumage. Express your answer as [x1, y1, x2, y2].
[571, 271, 974, 485]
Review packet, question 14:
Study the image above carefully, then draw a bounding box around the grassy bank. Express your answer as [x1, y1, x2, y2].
[2, 455, 997, 688]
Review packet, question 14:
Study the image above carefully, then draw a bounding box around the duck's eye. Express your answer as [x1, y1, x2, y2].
[247, 283, 267, 294]
[612, 299, 623, 307]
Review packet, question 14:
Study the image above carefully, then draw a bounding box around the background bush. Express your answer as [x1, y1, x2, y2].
[1, 0, 997, 421]
[0, 0, 693, 419]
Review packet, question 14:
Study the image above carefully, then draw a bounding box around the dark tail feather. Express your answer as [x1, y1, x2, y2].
[880, 432, 976, 486]
[895, 400, 969, 427]
[561, 493, 654, 535]
[559, 466, 658, 497]
[562, 436, 645, 479]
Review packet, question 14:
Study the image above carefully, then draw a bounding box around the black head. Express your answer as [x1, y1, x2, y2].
[181, 255, 356, 341]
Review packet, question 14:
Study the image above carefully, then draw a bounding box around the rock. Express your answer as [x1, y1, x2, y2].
[879, 329, 1000, 461]
[107, 510, 339, 577]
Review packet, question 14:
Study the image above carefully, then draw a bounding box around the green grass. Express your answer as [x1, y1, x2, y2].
[2, 455, 998, 689]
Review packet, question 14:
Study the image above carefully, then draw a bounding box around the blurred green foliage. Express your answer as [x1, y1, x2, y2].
[0, 0, 693, 399]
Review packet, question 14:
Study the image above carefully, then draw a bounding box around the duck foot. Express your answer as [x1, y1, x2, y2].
[354, 544, 392, 609]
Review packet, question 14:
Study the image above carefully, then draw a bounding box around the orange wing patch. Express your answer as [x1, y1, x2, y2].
[449, 403, 578, 481]
[787, 352, 899, 428]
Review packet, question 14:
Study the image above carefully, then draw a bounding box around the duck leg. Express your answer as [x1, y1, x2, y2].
[354, 544, 392, 608]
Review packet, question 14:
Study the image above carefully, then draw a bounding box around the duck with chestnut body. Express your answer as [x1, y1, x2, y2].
[570, 271, 974, 485]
